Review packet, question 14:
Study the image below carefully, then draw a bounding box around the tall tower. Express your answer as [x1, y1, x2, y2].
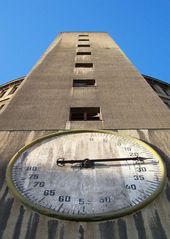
[0, 32, 170, 239]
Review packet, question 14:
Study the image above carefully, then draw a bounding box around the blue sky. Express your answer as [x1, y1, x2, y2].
[0, 0, 170, 85]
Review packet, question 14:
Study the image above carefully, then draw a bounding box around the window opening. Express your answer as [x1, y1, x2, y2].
[0, 104, 5, 110]
[77, 44, 90, 47]
[78, 34, 89, 37]
[165, 89, 170, 96]
[70, 107, 100, 121]
[8, 85, 19, 95]
[0, 90, 7, 98]
[78, 39, 89, 41]
[75, 63, 93, 68]
[77, 52, 91, 55]
[153, 85, 168, 95]
[73, 79, 95, 87]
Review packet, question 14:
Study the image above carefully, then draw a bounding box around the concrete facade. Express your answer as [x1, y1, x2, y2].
[0, 32, 170, 239]
[0, 32, 170, 130]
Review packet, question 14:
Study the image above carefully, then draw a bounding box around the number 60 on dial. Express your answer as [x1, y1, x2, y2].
[6, 130, 166, 221]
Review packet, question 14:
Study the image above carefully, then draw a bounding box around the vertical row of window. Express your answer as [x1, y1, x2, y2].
[0, 83, 20, 112]
[70, 34, 101, 121]
[0, 85, 19, 98]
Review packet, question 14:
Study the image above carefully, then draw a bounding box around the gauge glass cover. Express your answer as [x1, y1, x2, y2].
[6, 130, 166, 221]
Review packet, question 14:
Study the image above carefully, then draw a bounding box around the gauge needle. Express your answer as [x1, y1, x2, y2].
[56, 157, 152, 168]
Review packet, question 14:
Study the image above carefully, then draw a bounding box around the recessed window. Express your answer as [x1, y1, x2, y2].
[165, 89, 170, 96]
[9, 85, 19, 95]
[75, 63, 93, 68]
[0, 90, 7, 98]
[78, 39, 89, 41]
[73, 79, 95, 87]
[77, 44, 90, 47]
[152, 85, 168, 95]
[77, 52, 91, 55]
[78, 34, 89, 37]
[70, 107, 101, 121]
[0, 104, 5, 110]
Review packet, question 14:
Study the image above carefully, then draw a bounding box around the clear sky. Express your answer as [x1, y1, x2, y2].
[0, 0, 170, 85]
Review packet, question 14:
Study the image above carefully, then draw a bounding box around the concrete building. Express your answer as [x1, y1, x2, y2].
[143, 75, 170, 109]
[1, 75, 169, 113]
[0, 32, 170, 239]
[0, 76, 24, 111]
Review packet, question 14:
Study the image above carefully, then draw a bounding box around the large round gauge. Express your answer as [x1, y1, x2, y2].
[6, 130, 166, 221]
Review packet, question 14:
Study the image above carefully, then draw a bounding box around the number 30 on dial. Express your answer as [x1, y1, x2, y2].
[6, 130, 166, 221]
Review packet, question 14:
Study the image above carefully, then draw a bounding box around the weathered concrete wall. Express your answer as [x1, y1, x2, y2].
[0, 129, 170, 239]
[0, 33, 170, 130]
[0, 32, 170, 238]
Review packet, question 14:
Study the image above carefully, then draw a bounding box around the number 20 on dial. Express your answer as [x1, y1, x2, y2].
[6, 130, 166, 221]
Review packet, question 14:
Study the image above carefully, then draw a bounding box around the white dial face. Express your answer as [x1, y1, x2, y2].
[7, 130, 165, 221]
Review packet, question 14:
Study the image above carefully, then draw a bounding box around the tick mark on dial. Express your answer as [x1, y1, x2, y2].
[23, 188, 33, 193]
[132, 200, 137, 205]
[146, 180, 159, 185]
[146, 189, 155, 194]
[38, 197, 45, 203]
[57, 203, 64, 212]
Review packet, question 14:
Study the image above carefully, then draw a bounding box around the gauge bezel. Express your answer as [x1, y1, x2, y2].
[6, 129, 166, 221]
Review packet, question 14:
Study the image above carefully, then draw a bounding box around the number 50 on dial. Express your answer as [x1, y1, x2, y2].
[6, 130, 166, 221]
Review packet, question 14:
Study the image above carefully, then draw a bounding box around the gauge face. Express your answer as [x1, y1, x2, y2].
[6, 130, 166, 221]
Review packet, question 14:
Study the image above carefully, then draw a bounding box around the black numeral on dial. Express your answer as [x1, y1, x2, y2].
[44, 190, 55, 196]
[125, 184, 137, 190]
[134, 175, 144, 180]
[58, 196, 71, 202]
[33, 182, 45, 187]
